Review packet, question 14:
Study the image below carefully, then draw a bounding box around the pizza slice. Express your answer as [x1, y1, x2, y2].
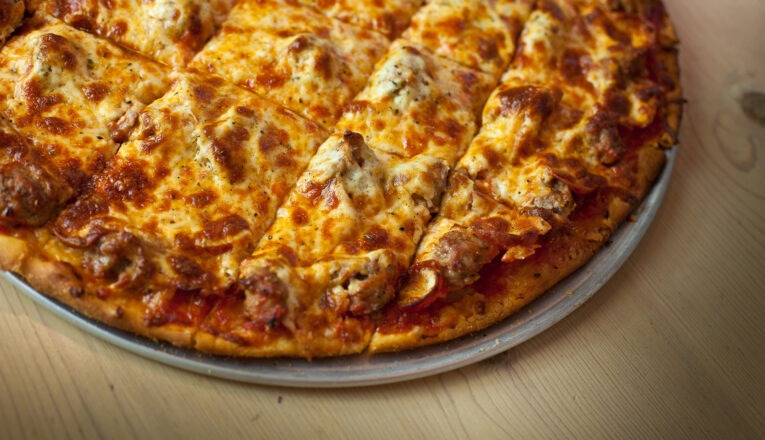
[0, 17, 171, 227]
[370, 0, 682, 352]
[336, 39, 494, 162]
[293, 0, 423, 39]
[190, 0, 389, 128]
[25, 72, 328, 347]
[198, 41, 495, 357]
[42, 0, 237, 66]
[403, 0, 534, 79]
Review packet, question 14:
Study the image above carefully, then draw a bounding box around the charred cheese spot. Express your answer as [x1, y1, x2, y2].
[20, 79, 64, 114]
[36, 33, 81, 71]
[495, 85, 560, 121]
[291, 207, 309, 225]
[99, 159, 155, 208]
[168, 255, 212, 289]
[201, 214, 249, 242]
[186, 190, 216, 208]
[258, 125, 289, 153]
[82, 82, 110, 102]
[53, 197, 108, 237]
[209, 125, 250, 184]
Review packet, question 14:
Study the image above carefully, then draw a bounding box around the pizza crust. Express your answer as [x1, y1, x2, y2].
[0, 234, 197, 347]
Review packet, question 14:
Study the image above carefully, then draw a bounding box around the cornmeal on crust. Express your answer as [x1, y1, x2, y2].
[0, 0, 681, 358]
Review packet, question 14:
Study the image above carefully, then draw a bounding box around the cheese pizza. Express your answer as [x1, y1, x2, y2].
[0, 0, 681, 358]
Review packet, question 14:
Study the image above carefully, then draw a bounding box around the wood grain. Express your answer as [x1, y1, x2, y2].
[2, 1, 765, 438]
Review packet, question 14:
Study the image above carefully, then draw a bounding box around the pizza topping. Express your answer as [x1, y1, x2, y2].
[399, 0, 675, 307]
[241, 266, 289, 328]
[337, 40, 493, 161]
[0, 126, 74, 227]
[403, 0, 534, 78]
[0, 161, 69, 226]
[397, 261, 445, 310]
[235, 35, 496, 350]
[292, 0, 423, 38]
[323, 251, 398, 316]
[0, 19, 171, 224]
[432, 229, 497, 291]
[84, 230, 154, 289]
[45, 0, 230, 66]
[190, 0, 389, 128]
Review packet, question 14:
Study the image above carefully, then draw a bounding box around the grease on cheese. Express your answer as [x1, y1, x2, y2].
[44, 0, 236, 66]
[53, 73, 327, 295]
[293, 0, 423, 39]
[403, 0, 533, 78]
[337, 40, 494, 161]
[0, 18, 170, 198]
[190, 0, 389, 128]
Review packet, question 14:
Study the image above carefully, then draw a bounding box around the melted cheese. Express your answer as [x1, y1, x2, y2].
[0, 18, 171, 193]
[293, 0, 423, 38]
[238, 41, 495, 348]
[53, 73, 327, 294]
[403, 0, 533, 78]
[44, 0, 236, 66]
[190, 0, 389, 128]
[336, 40, 494, 161]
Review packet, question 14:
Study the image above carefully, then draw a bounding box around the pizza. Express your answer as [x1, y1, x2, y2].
[0, 0, 681, 358]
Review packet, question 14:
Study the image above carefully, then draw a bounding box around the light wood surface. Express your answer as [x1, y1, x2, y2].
[2, 1, 764, 438]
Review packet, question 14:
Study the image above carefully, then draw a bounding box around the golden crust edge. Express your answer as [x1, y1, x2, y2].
[193, 331, 372, 358]
[0, 234, 195, 348]
[192, 331, 306, 358]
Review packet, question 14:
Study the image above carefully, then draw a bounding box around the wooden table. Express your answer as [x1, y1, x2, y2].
[2, 1, 764, 438]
